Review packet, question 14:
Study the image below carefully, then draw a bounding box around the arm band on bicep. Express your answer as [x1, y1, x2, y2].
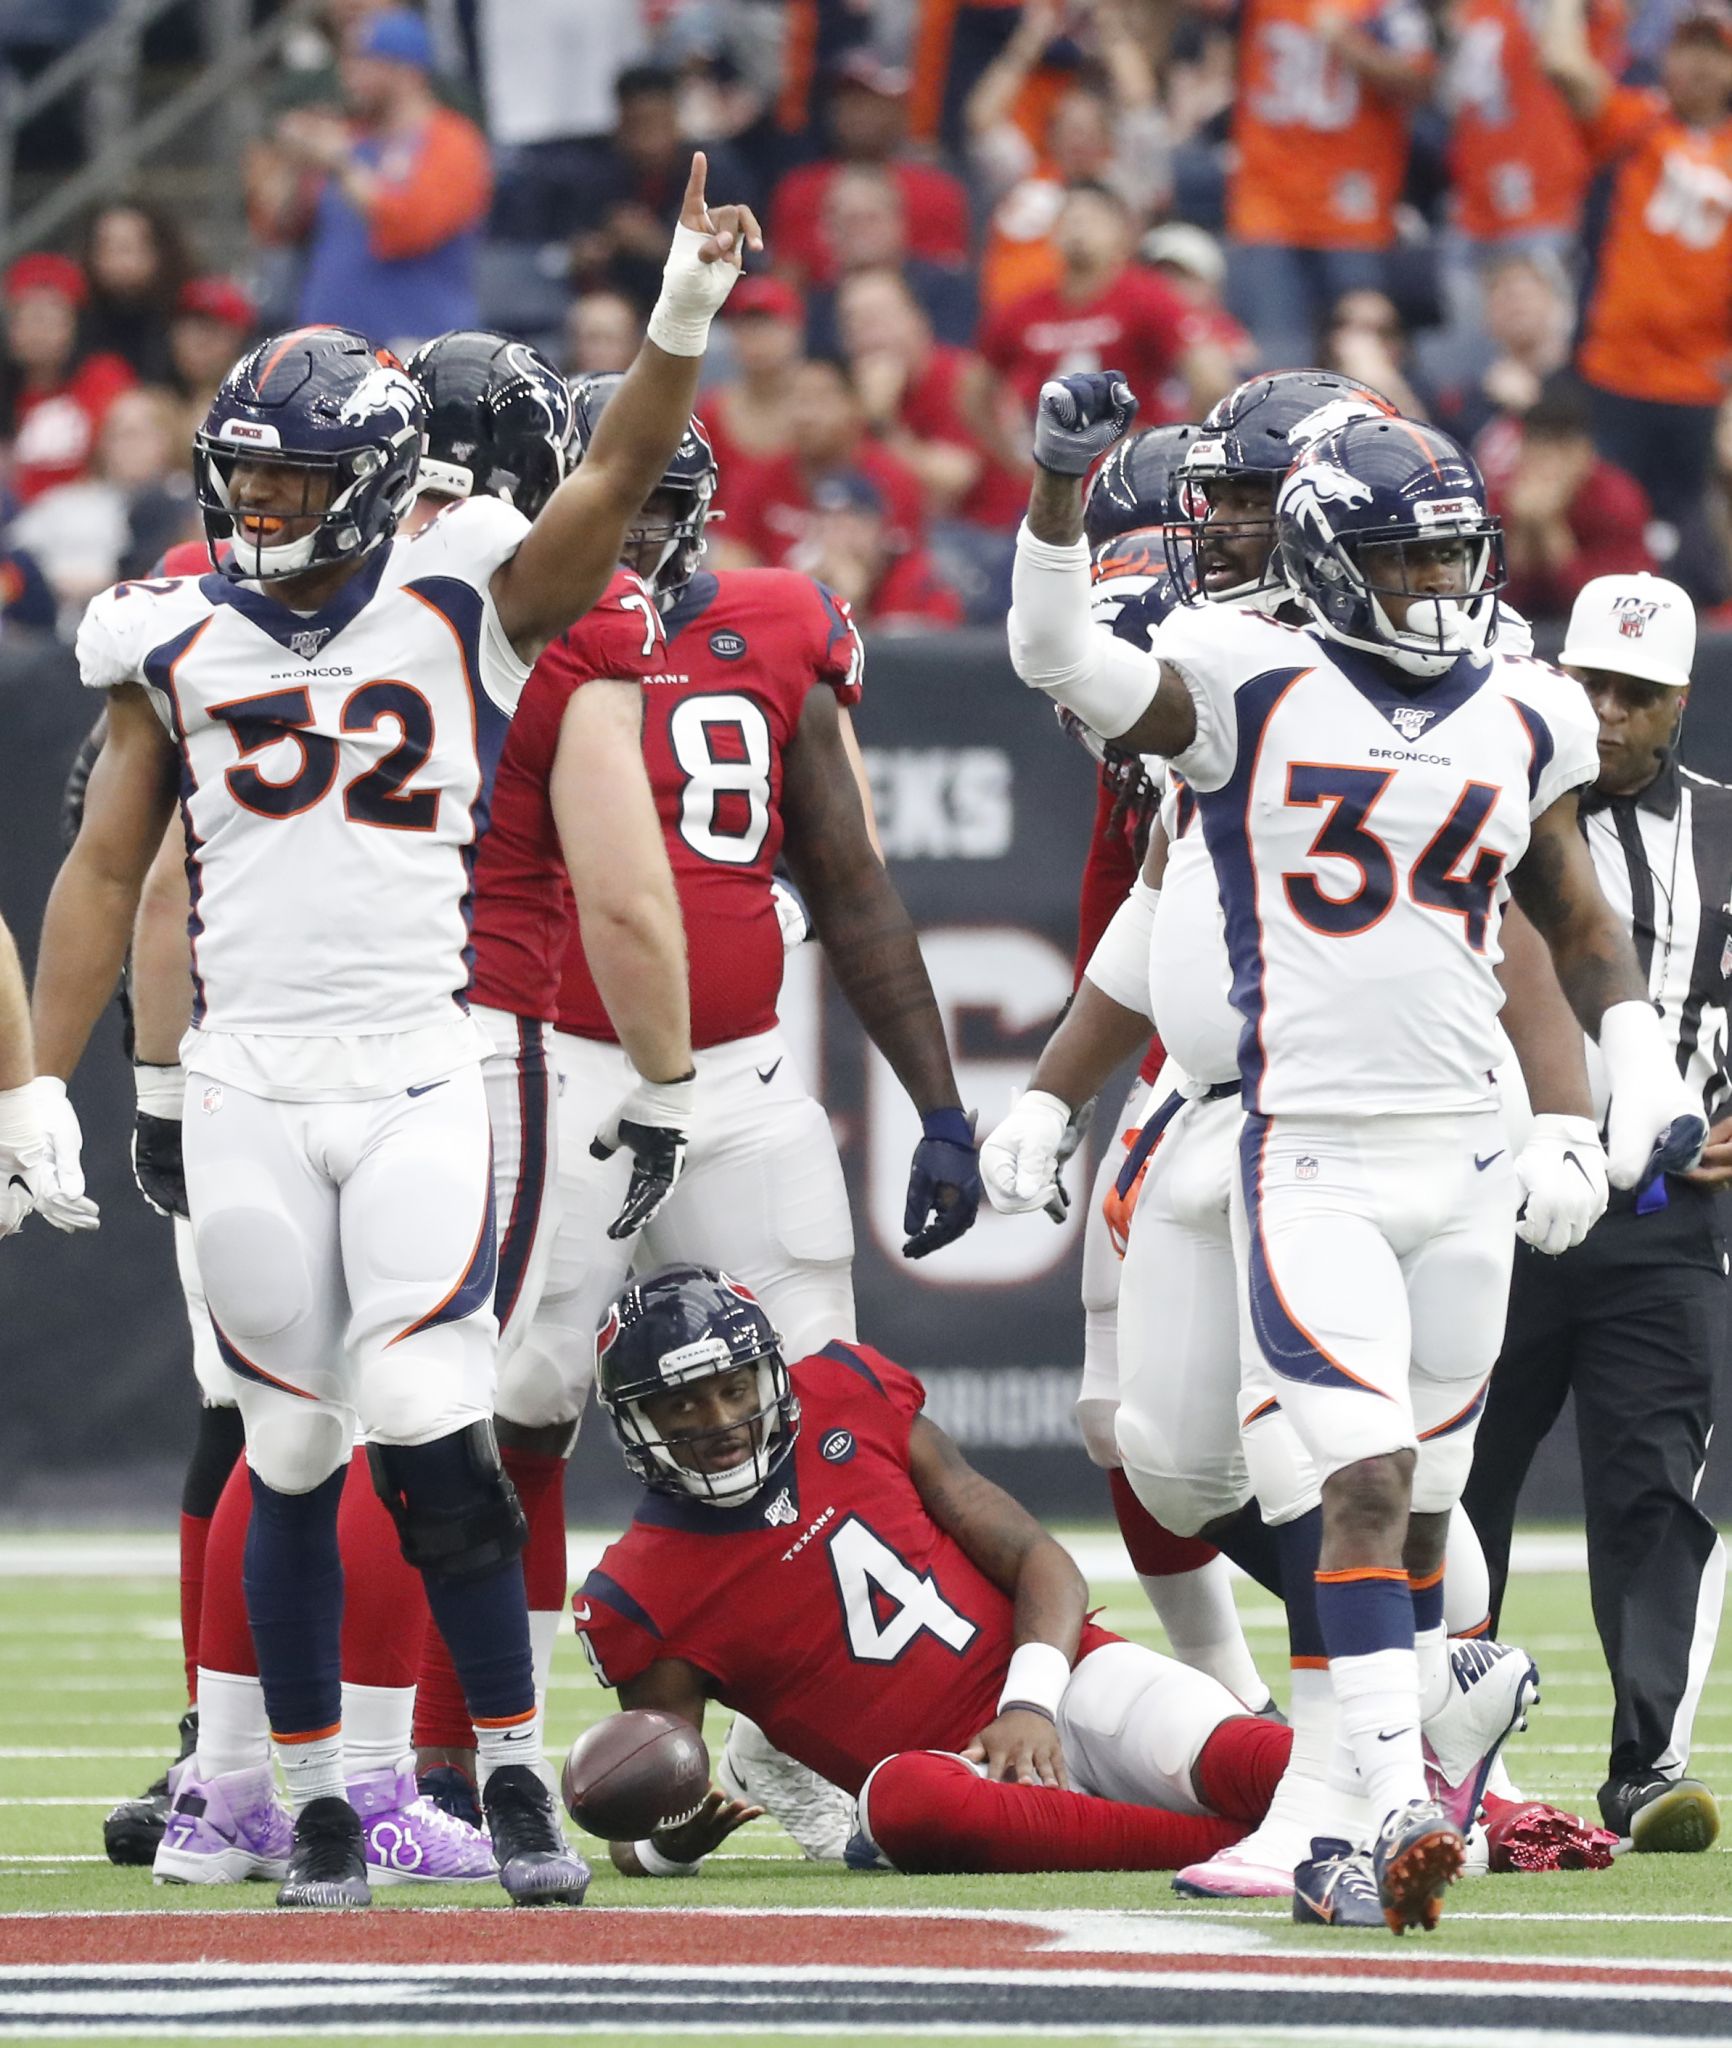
[1009, 525, 1159, 740]
[1082, 878, 1159, 1020]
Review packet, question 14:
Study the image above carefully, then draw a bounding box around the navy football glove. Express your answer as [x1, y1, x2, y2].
[1033, 372, 1139, 477]
[132, 1063, 188, 1220]
[903, 1106, 982, 1259]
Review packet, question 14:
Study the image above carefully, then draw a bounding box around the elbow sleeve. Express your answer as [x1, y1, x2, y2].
[1009, 524, 1159, 741]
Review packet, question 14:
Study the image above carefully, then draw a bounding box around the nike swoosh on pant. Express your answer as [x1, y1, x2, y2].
[407, 1079, 451, 1099]
[756, 1060, 782, 1085]
[1474, 1151, 1504, 1171]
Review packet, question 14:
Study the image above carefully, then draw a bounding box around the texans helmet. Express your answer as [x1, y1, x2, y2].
[1169, 370, 1397, 606]
[570, 371, 718, 597]
[194, 325, 424, 582]
[406, 329, 575, 520]
[594, 1265, 798, 1507]
[1084, 423, 1201, 551]
[1277, 415, 1506, 678]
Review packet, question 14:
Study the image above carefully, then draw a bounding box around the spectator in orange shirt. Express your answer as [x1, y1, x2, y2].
[250, 9, 492, 348]
[1226, 0, 1436, 368]
[0, 255, 135, 506]
[768, 53, 972, 292]
[796, 471, 965, 632]
[1483, 375, 1655, 619]
[725, 354, 927, 571]
[836, 266, 1028, 527]
[1544, 0, 1732, 523]
[979, 183, 1231, 428]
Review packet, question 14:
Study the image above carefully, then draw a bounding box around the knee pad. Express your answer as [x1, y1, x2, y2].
[1239, 1404, 1320, 1526]
[1114, 1408, 1245, 1538]
[240, 1402, 351, 1496]
[1443, 1503, 1492, 1635]
[1412, 1430, 1477, 1517]
[1075, 1396, 1122, 1471]
[368, 1420, 528, 1585]
[193, 1202, 312, 1343]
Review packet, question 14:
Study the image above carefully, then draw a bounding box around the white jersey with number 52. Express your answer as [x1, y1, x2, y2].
[75, 497, 532, 1091]
[1150, 603, 1599, 1117]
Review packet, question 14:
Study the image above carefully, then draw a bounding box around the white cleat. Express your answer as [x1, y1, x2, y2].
[1174, 1769, 1371, 1899]
[718, 1714, 853, 1862]
[1422, 1637, 1541, 1833]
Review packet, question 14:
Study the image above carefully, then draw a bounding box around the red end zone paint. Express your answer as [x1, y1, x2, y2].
[1, 1912, 1730, 1991]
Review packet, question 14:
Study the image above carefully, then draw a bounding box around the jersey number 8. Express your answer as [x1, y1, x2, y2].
[669, 693, 773, 865]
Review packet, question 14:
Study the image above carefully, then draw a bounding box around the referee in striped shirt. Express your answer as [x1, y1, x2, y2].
[1466, 574, 1729, 1857]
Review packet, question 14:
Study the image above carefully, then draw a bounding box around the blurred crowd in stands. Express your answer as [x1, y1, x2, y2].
[3, 0, 1732, 636]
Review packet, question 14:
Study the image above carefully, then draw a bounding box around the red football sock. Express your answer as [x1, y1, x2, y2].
[502, 1445, 569, 1615]
[862, 1750, 1250, 1874]
[198, 1460, 258, 1678]
[411, 1448, 567, 1752]
[1194, 1714, 1293, 1823]
[179, 1512, 212, 1700]
[337, 1447, 429, 1688]
[1108, 1468, 1217, 1576]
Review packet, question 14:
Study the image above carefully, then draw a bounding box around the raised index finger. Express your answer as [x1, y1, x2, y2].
[680, 150, 710, 228]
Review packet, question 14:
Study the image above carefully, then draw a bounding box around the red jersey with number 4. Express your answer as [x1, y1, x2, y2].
[554, 567, 864, 1050]
[467, 568, 666, 1023]
[574, 1342, 1116, 1795]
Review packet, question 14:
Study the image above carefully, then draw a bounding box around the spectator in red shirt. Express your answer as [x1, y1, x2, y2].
[1483, 375, 1655, 620]
[725, 354, 926, 570]
[979, 182, 1231, 426]
[166, 274, 258, 448]
[804, 166, 977, 356]
[836, 266, 1028, 527]
[702, 275, 806, 558]
[0, 255, 134, 506]
[769, 52, 972, 290]
[796, 470, 965, 632]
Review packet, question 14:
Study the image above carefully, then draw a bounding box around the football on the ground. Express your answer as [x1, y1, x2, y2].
[561, 1709, 711, 1841]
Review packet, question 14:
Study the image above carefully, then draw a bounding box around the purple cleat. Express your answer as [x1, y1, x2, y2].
[347, 1765, 496, 1886]
[152, 1760, 293, 1885]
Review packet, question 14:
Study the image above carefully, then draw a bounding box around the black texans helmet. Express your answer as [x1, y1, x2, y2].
[569, 371, 719, 598]
[595, 1265, 798, 1507]
[1170, 369, 1397, 607]
[1084, 423, 1201, 551]
[194, 326, 424, 582]
[406, 330, 575, 520]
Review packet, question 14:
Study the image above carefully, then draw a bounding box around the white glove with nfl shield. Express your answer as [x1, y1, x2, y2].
[981, 1089, 1073, 1216]
[591, 1073, 696, 1239]
[21, 1077, 100, 1231]
[1514, 1113, 1608, 1255]
[1600, 1001, 1708, 1189]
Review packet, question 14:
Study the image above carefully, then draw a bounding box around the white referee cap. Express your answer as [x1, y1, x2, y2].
[1559, 572, 1696, 689]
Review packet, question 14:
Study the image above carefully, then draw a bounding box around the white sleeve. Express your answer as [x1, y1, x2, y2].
[1009, 524, 1161, 740]
[407, 496, 534, 715]
[1142, 602, 1253, 793]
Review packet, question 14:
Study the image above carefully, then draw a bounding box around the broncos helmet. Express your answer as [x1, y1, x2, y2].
[569, 371, 718, 598]
[594, 1265, 798, 1507]
[406, 329, 574, 520]
[1170, 370, 1397, 608]
[194, 326, 424, 582]
[1277, 415, 1506, 679]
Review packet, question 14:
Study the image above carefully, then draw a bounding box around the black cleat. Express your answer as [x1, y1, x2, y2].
[103, 1705, 197, 1867]
[483, 1764, 591, 1905]
[417, 1763, 484, 1832]
[276, 1796, 372, 1908]
[1599, 1773, 1721, 1854]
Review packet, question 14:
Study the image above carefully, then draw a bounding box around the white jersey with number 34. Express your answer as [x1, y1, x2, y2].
[1150, 604, 1599, 1118]
[75, 497, 532, 1091]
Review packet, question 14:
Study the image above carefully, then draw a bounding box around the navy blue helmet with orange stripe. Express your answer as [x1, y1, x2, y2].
[1277, 415, 1506, 679]
[193, 325, 425, 582]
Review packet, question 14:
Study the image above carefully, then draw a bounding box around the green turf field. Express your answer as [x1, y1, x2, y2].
[0, 1529, 1725, 1944]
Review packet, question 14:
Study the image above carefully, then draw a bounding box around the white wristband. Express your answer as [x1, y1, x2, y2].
[1598, 998, 1669, 1080]
[646, 221, 740, 357]
[634, 1835, 704, 1878]
[996, 1641, 1071, 1722]
[133, 1063, 185, 1120]
[1083, 879, 1159, 1020]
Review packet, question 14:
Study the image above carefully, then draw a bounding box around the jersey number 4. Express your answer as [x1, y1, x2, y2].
[1282, 764, 1506, 952]
[826, 1516, 979, 1664]
[208, 683, 439, 831]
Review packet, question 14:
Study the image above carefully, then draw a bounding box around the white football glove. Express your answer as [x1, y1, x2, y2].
[1514, 1113, 1608, 1255]
[981, 1089, 1073, 1215]
[22, 1077, 100, 1232]
[1600, 1001, 1708, 1190]
[0, 1083, 47, 1237]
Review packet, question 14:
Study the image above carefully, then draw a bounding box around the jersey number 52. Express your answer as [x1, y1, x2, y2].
[207, 683, 439, 831]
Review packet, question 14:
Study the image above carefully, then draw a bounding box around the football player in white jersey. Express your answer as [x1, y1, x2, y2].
[29, 158, 759, 1910]
[1004, 375, 1705, 1933]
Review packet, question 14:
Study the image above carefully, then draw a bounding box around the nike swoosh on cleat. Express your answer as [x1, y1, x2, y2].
[1474, 1151, 1504, 1171]
[407, 1079, 450, 1098]
[756, 1060, 782, 1085]
[1376, 1729, 1406, 1742]
[572, 1603, 591, 1623]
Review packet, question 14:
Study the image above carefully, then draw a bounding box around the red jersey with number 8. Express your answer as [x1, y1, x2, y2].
[554, 567, 864, 1049]
[467, 567, 667, 1024]
[574, 1342, 1115, 1794]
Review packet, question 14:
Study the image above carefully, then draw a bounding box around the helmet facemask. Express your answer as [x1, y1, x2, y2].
[1293, 522, 1506, 678]
[196, 432, 419, 584]
[613, 1349, 797, 1506]
[624, 478, 714, 600]
[1167, 446, 1283, 611]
